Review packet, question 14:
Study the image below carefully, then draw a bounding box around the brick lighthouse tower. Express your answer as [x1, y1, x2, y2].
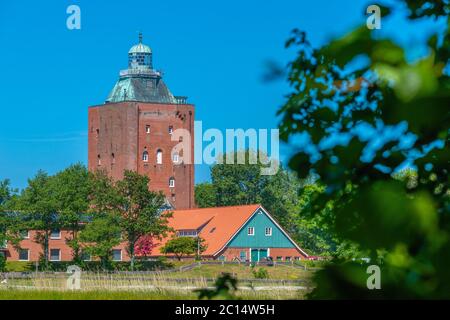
[88, 34, 195, 209]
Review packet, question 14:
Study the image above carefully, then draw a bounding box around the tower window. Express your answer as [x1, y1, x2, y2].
[156, 149, 163, 164]
[145, 125, 151, 134]
[168, 126, 173, 135]
[97, 155, 101, 166]
[142, 151, 149, 162]
[169, 177, 175, 188]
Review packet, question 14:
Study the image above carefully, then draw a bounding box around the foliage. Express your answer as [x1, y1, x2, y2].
[14, 171, 59, 268]
[278, 0, 450, 298]
[196, 273, 239, 300]
[0, 254, 5, 272]
[51, 164, 90, 261]
[161, 236, 206, 261]
[88, 170, 170, 270]
[79, 213, 121, 269]
[194, 151, 352, 256]
[134, 235, 155, 257]
[194, 183, 216, 208]
[0, 215, 23, 256]
[252, 267, 269, 279]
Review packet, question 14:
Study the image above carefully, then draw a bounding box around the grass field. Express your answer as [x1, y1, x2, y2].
[0, 263, 313, 300]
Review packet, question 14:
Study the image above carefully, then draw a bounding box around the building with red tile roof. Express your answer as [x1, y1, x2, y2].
[153, 204, 308, 261]
[2, 205, 308, 263]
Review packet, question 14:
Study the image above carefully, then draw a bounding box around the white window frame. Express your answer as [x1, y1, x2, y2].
[20, 230, 30, 239]
[143, 151, 149, 162]
[49, 249, 61, 262]
[156, 150, 163, 164]
[112, 249, 122, 262]
[145, 125, 151, 134]
[81, 251, 91, 262]
[265, 227, 272, 236]
[247, 227, 255, 236]
[50, 230, 61, 240]
[19, 248, 29, 261]
[173, 153, 179, 163]
[169, 178, 175, 188]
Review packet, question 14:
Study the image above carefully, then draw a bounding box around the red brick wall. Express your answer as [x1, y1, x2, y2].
[88, 102, 195, 209]
[4, 231, 131, 262]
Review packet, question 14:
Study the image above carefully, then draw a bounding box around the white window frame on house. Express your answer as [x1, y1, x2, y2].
[178, 230, 197, 237]
[156, 150, 163, 164]
[81, 251, 91, 262]
[49, 249, 61, 262]
[112, 249, 122, 261]
[143, 150, 149, 162]
[20, 230, 30, 239]
[19, 248, 29, 261]
[50, 229, 61, 240]
[169, 177, 175, 188]
[247, 227, 255, 236]
[145, 125, 151, 134]
[173, 153, 179, 163]
[265, 227, 272, 236]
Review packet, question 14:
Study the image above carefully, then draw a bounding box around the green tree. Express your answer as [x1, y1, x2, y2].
[79, 213, 121, 269]
[161, 236, 206, 261]
[15, 171, 59, 269]
[0, 180, 22, 260]
[194, 183, 216, 208]
[194, 151, 343, 256]
[89, 170, 171, 271]
[51, 164, 90, 262]
[277, 0, 449, 298]
[211, 151, 269, 206]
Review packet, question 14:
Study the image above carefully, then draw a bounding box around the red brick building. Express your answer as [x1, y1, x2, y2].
[88, 34, 194, 209]
[2, 205, 308, 263]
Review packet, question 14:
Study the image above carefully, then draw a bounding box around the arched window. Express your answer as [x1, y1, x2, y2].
[156, 149, 163, 164]
[169, 177, 175, 188]
[142, 150, 149, 162]
[97, 155, 101, 166]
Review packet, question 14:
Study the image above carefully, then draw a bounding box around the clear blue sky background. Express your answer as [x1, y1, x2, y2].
[0, 0, 441, 190]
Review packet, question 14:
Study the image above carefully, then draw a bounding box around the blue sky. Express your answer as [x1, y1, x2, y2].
[0, 0, 441, 190]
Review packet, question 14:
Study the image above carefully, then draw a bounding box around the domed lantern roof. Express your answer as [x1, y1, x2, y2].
[129, 33, 152, 54]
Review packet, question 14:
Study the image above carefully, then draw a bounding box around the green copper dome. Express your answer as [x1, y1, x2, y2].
[129, 32, 152, 54]
[128, 43, 152, 54]
[105, 33, 188, 105]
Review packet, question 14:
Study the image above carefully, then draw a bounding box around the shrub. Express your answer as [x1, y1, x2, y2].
[0, 255, 6, 272]
[252, 267, 269, 279]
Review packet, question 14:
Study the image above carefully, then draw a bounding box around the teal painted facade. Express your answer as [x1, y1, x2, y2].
[227, 208, 296, 248]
